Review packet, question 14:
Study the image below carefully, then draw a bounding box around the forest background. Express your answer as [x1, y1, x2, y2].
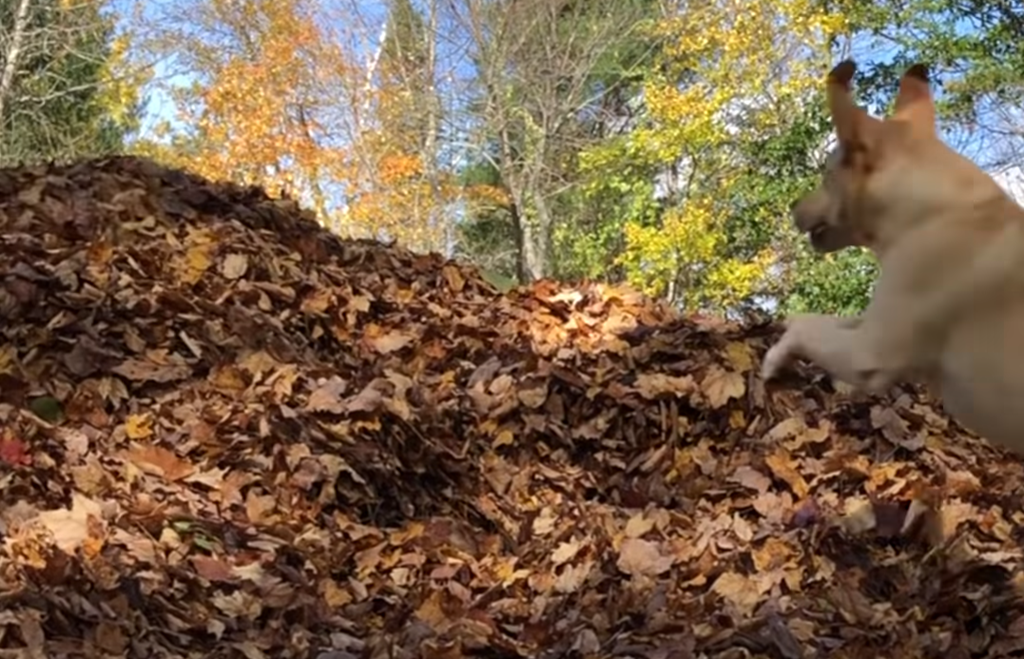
[3, 0, 1023, 316]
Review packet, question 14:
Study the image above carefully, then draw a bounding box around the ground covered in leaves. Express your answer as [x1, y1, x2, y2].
[1, 157, 1024, 658]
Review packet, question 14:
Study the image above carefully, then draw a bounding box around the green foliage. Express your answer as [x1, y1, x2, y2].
[829, 0, 1024, 161]
[454, 157, 520, 282]
[573, 0, 845, 313]
[0, 0, 139, 167]
[727, 93, 880, 315]
[782, 247, 879, 316]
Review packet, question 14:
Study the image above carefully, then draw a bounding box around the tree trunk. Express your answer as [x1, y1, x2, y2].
[423, 0, 447, 255]
[0, 0, 33, 138]
[527, 188, 552, 279]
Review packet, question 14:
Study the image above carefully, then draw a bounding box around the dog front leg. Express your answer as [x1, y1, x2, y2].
[762, 313, 895, 393]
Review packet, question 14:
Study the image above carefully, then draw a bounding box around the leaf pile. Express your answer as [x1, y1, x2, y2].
[1, 156, 1024, 659]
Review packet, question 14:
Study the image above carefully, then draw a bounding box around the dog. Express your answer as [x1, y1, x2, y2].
[761, 60, 1024, 455]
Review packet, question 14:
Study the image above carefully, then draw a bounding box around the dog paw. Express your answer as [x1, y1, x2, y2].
[761, 327, 798, 380]
[761, 340, 794, 381]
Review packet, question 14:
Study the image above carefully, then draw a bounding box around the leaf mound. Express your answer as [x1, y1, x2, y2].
[1, 156, 1023, 658]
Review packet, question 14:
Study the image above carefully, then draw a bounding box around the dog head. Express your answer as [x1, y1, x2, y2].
[792, 60, 964, 254]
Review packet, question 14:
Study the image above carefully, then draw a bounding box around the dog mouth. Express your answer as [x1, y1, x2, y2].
[806, 223, 838, 252]
[808, 224, 829, 243]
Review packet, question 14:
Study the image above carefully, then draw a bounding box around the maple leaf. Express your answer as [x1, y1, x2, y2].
[701, 365, 745, 408]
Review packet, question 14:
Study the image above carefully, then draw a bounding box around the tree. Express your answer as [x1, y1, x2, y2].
[577, 0, 846, 313]
[128, 0, 352, 226]
[826, 0, 1024, 168]
[451, 0, 651, 282]
[0, 0, 141, 167]
[130, 0, 464, 254]
[345, 0, 455, 255]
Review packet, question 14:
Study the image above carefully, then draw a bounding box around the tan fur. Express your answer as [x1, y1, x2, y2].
[762, 60, 1024, 453]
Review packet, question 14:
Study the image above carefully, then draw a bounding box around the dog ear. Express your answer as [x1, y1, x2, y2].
[826, 60, 879, 152]
[892, 63, 935, 133]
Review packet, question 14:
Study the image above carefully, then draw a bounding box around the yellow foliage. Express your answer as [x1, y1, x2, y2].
[596, 0, 845, 311]
[619, 195, 775, 309]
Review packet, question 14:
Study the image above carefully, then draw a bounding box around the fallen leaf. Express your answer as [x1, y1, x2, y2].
[634, 373, 695, 399]
[306, 377, 349, 413]
[624, 512, 656, 538]
[730, 466, 771, 494]
[764, 450, 809, 498]
[37, 492, 106, 555]
[711, 571, 762, 617]
[702, 365, 745, 408]
[221, 253, 249, 280]
[126, 444, 195, 481]
[551, 539, 583, 566]
[617, 538, 673, 577]
[367, 330, 414, 354]
[125, 413, 154, 440]
[0, 436, 31, 466]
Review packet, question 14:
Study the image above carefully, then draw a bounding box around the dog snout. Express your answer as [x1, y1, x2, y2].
[791, 196, 822, 233]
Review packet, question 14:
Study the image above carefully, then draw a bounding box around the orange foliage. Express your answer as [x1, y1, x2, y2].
[134, 0, 462, 254]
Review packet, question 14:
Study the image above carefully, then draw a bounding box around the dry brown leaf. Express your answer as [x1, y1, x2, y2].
[730, 466, 772, 494]
[624, 512, 656, 539]
[442, 264, 465, 292]
[36, 492, 105, 556]
[221, 252, 249, 280]
[764, 450, 810, 498]
[94, 620, 128, 654]
[126, 444, 195, 482]
[211, 590, 263, 620]
[551, 539, 583, 566]
[711, 571, 762, 617]
[192, 555, 235, 582]
[124, 413, 153, 440]
[634, 373, 695, 399]
[555, 560, 593, 594]
[244, 490, 277, 525]
[112, 357, 191, 383]
[367, 329, 415, 354]
[616, 538, 674, 577]
[725, 341, 754, 372]
[306, 377, 349, 413]
[702, 365, 745, 408]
